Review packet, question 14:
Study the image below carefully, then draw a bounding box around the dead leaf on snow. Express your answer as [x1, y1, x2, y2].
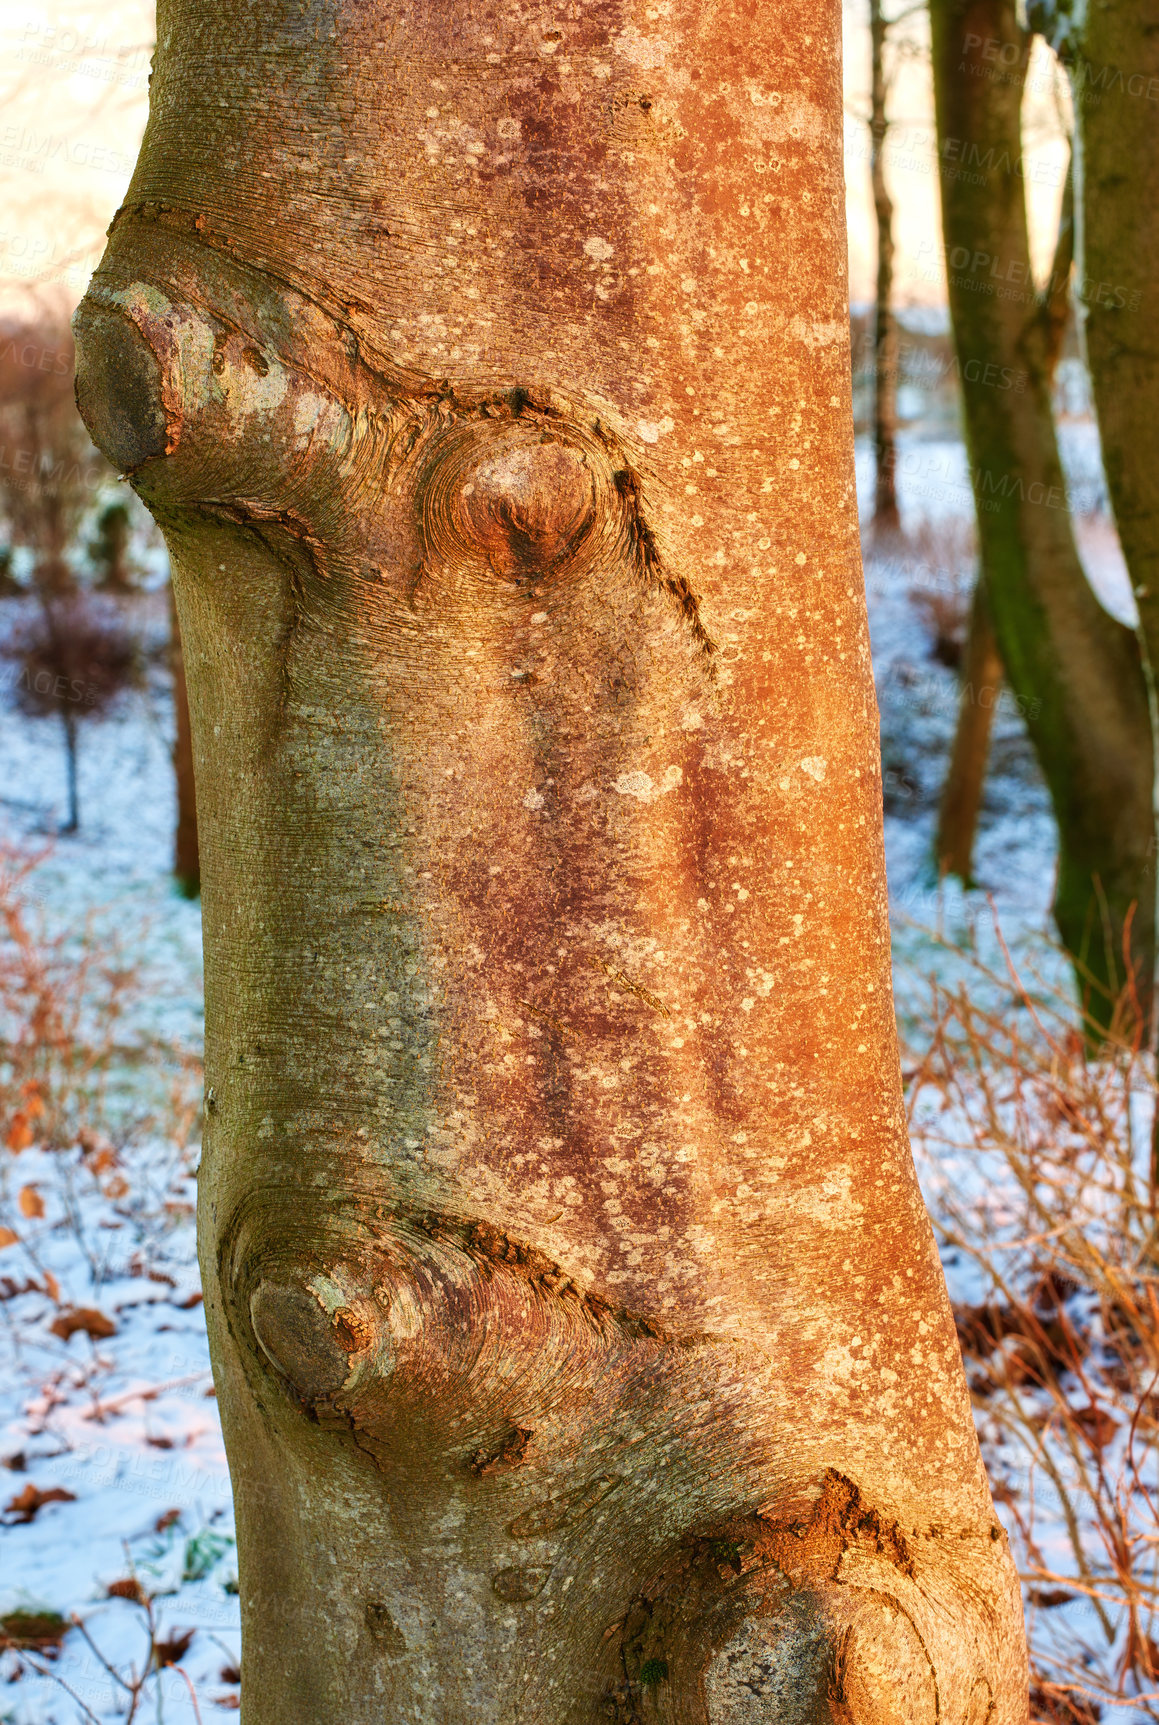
[153, 1627, 195, 1666]
[50, 1306, 116, 1341]
[3, 1483, 77, 1524]
[0, 1609, 68, 1649]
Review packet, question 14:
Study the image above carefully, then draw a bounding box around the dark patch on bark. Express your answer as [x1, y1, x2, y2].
[470, 1424, 533, 1476]
[611, 463, 715, 658]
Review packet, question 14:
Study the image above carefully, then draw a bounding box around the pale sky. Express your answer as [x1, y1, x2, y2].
[0, 0, 1071, 319]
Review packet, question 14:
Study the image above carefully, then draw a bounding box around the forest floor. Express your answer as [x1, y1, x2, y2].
[0, 426, 1154, 1723]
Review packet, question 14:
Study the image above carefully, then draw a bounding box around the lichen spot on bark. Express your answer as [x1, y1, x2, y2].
[419, 421, 599, 581]
[704, 1592, 937, 1725]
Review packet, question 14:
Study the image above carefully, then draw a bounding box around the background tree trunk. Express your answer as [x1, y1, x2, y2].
[870, 0, 902, 539]
[935, 578, 1004, 882]
[60, 707, 79, 835]
[74, 0, 1026, 1716]
[170, 583, 200, 897]
[935, 156, 1074, 886]
[1072, 4, 1159, 675]
[930, 0, 1154, 1035]
[1066, 4, 1159, 1031]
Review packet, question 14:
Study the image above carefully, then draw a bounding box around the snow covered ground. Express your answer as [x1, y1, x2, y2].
[0, 427, 1151, 1719]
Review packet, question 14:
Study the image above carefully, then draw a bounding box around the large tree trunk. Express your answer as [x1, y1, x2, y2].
[930, 0, 1155, 1036]
[935, 157, 1074, 886]
[73, 0, 1026, 1716]
[869, 0, 902, 538]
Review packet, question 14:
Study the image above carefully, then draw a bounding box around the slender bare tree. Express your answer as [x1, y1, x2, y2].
[869, 0, 903, 538]
[935, 159, 1074, 887]
[930, 0, 1154, 1035]
[1030, 0, 1159, 1034]
[169, 584, 199, 897]
[74, 0, 1026, 1716]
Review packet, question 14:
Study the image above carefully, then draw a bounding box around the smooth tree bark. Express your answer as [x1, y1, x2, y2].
[935, 156, 1073, 886]
[75, 0, 1026, 1717]
[930, 0, 1155, 1033]
[869, 0, 902, 537]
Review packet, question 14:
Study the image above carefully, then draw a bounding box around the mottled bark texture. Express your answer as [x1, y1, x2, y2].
[930, 0, 1154, 1033]
[935, 161, 1073, 887]
[869, 0, 901, 538]
[74, 0, 1026, 1718]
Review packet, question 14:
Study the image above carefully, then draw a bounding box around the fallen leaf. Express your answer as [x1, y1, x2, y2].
[5, 1114, 33, 1153]
[179, 1291, 204, 1309]
[219, 1663, 241, 1684]
[1029, 1588, 1076, 1609]
[153, 1627, 195, 1666]
[107, 1578, 145, 1604]
[0, 1229, 19, 1251]
[217, 1697, 240, 1712]
[50, 1307, 116, 1342]
[103, 1176, 130, 1200]
[18, 1187, 44, 1220]
[0, 1609, 68, 1649]
[155, 1508, 182, 1532]
[42, 1271, 60, 1303]
[3, 1483, 77, 1524]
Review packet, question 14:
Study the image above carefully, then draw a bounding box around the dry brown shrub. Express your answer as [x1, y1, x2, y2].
[905, 515, 978, 669]
[0, 845, 201, 1281]
[904, 927, 1159, 1720]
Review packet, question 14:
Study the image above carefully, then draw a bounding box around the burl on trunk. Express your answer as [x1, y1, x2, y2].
[73, 0, 1026, 1717]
